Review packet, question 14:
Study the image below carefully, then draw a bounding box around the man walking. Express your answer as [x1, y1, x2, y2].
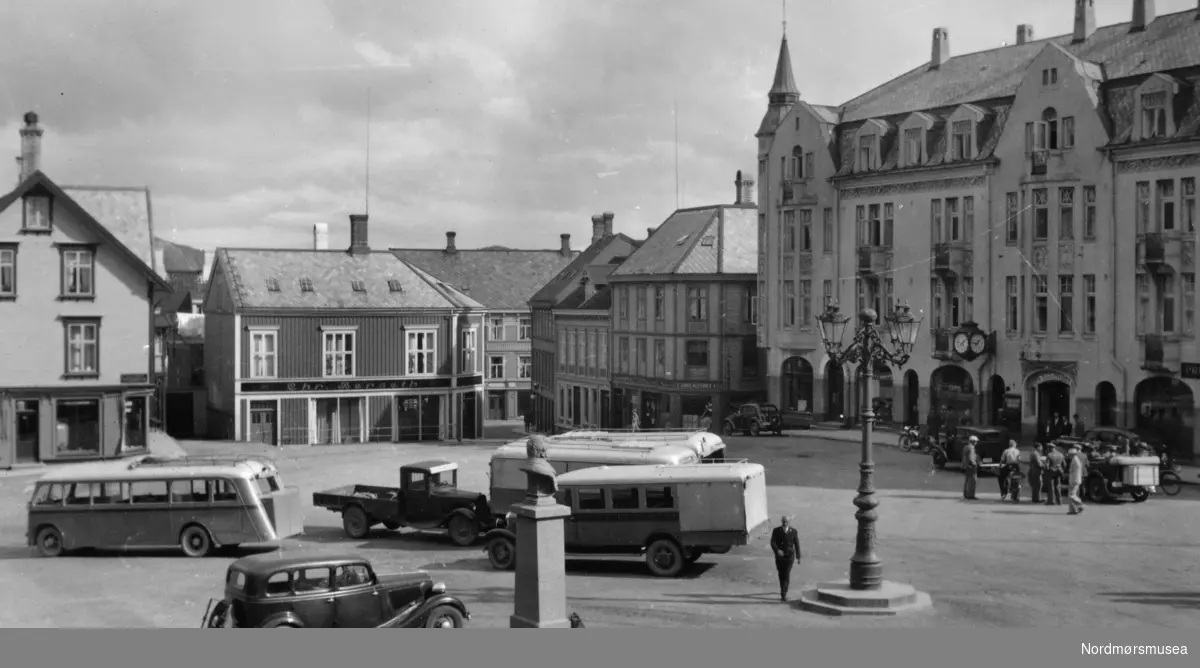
[961, 435, 979, 500]
[630, 409, 640, 432]
[1027, 442, 1045, 504]
[1066, 444, 1086, 515]
[1072, 413, 1086, 438]
[1000, 440, 1022, 503]
[1043, 443, 1065, 506]
[769, 516, 802, 601]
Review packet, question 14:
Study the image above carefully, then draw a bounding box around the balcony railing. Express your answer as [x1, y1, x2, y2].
[1137, 232, 1166, 267]
[931, 242, 970, 276]
[857, 246, 891, 275]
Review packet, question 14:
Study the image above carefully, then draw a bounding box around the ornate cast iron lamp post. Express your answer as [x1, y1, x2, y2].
[815, 299, 922, 592]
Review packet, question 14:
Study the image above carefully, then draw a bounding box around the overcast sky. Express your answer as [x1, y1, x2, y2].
[2, 0, 1192, 252]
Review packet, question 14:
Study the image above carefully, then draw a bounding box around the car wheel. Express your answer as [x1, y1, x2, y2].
[383, 521, 402, 531]
[645, 538, 685, 577]
[1159, 472, 1182, 497]
[180, 525, 212, 558]
[1085, 477, 1109, 503]
[425, 605, 465, 628]
[35, 526, 65, 558]
[749, 421, 761, 437]
[1129, 487, 1150, 503]
[342, 506, 370, 540]
[487, 536, 516, 571]
[447, 515, 479, 547]
[931, 451, 947, 470]
[722, 422, 734, 436]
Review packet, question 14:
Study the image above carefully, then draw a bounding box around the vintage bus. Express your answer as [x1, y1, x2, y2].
[544, 429, 726, 462]
[27, 455, 305, 558]
[488, 442, 700, 514]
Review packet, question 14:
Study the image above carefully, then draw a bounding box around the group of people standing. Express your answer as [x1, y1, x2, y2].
[960, 436, 1089, 514]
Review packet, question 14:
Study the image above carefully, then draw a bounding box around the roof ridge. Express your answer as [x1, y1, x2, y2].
[59, 184, 150, 192]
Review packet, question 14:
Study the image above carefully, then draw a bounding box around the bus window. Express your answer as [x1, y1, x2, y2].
[130, 481, 169, 504]
[645, 487, 675, 509]
[213, 479, 240, 503]
[255, 476, 280, 496]
[65, 483, 95, 506]
[171, 479, 208, 504]
[293, 568, 331, 593]
[94, 482, 128, 505]
[610, 487, 639, 510]
[576, 488, 606, 511]
[33, 484, 64, 506]
[264, 572, 291, 597]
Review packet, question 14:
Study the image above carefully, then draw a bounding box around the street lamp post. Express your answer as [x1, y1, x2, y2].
[798, 298, 932, 614]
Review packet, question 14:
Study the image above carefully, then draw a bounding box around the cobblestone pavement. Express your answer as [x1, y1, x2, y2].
[0, 432, 1197, 628]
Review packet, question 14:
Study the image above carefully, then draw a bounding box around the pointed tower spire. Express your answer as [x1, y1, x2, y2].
[756, 10, 801, 139]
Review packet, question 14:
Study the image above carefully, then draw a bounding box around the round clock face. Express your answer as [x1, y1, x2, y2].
[969, 333, 986, 354]
[953, 332, 970, 354]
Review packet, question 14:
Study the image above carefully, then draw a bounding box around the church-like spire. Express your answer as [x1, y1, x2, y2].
[768, 35, 800, 104]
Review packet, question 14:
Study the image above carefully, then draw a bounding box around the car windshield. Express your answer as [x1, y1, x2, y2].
[761, 405, 779, 413]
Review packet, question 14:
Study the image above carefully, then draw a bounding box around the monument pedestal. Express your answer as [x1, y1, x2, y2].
[509, 497, 572, 629]
[797, 580, 933, 617]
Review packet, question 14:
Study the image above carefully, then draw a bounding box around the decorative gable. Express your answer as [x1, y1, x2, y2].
[1132, 73, 1183, 142]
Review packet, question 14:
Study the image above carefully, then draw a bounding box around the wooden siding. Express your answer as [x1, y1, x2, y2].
[203, 312, 236, 414]
[368, 395, 391, 442]
[240, 313, 449, 379]
[281, 397, 308, 445]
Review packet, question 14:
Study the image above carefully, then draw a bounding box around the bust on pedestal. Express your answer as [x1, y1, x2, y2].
[509, 435, 573, 629]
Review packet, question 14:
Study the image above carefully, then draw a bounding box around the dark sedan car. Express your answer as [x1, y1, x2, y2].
[202, 553, 469, 628]
[931, 426, 1009, 474]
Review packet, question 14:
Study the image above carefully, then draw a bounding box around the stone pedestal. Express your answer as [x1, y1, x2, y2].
[509, 497, 572, 629]
[797, 580, 933, 617]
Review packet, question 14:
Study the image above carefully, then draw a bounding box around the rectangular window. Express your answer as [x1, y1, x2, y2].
[0, 245, 16, 297]
[519, 355, 532, 379]
[963, 277, 974, 323]
[130, 481, 170, 504]
[61, 247, 95, 298]
[930, 199, 942, 245]
[323, 331, 355, 377]
[799, 280, 812, 327]
[931, 279, 943, 329]
[1005, 193, 1019, 245]
[1142, 92, 1167, 138]
[489, 356, 504, 378]
[171, 479, 210, 504]
[946, 198, 960, 241]
[618, 336, 629, 373]
[1137, 181, 1152, 233]
[23, 195, 51, 230]
[1033, 189, 1049, 240]
[822, 208, 833, 253]
[1083, 186, 1097, 240]
[406, 330, 436, 376]
[685, 340, 709, 367]
[1081, 274, 1096, 335]
[783, 280, 796, 327]
[462, 328, 478, 373]
[868, 204, 881, 245]
[783, 210, 796, 251]
[250, 331, 277, 379]
[884, 277, 894, 316]
[654, 285, 665, 320]
[1162, 275, 1176, 333]
[859, 135, 873, 170]
[823, 280, 832, 307]
[744, 285, 757, 323]
[804, 152, 814, 179]
[1058, 187, 1074, 240]
[903, 127, 922, 166]
[618, 287, 628, 320]
[1183, 178, 1196, 233]
[1184, 273, 1196, 335]
[1058, 275, 1074, 333]
[587, 330, 596, 372]
[645, 486, 675, 509]
[635, 288, 647, 321]
[611, 487, 639, 510]
[856, 205, 867, 245]
[857, 278, 868, 313]
[567, 331, 576, 369]
[635, 339, 647, 376]
[654, 339, 666, 377]
[518, 317, 531, 340]
[1034, 275, 1048, 334]
[598, 335, 607, 373]
[1158, 180, 1176, 231]
[64, 320, 100, 375]
[800, 209, 812, 251]
[963, 196, 974, 240]
[1006, 277, 1018, 333]
[951, 120, 971, 160]
[687, 286, 708, 322]
[948, 277, 960, 327]
[576, 488, 605, 511]
[557, 333, 566, 371]
[1137, 274, 1151, 335]
[490, 317, 504, 340]
[55, 398, 100, 455]
[1062, 116, 1075, 148]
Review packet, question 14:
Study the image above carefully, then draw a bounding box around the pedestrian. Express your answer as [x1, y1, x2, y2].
[630, 409, 640, 432]
[1027, 441, 1045, 504]
[945, 407, 960, 439]
[1043, 443, 1064, 506]
[927, 408, 943, 447]
[1072, 414, 1085, 438]
[1000, 440, 1022, 503]
[1057, 414, 1071, 440]
[1066, 444, 1085, 515]
[961, 435, 979, 500]
[769, 516, 802, 602]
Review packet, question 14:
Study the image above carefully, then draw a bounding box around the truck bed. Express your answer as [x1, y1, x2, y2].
[312, 485, 403, 520]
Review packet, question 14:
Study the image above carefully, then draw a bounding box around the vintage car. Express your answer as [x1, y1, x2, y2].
[483, 462, 768, 578]
[722, 403, 784, 437]
[1080, 452, 1160, 503]
[312, 461, 495, 546]
[930, 426, 1009, 474]
[202, 553, 469, 628]
[1082, 426, 1165, 451]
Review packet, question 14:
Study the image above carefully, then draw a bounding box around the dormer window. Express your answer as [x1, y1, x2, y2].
[903, 128, 922, 166]
[898, 112, 934, 168]
[855, 119, 888, 172]
[951, 121, 972, 160]
[1142, 92, 1167, 138]
[22, 195, 51, 233]
[858, 136, 874, 171]
[1133, 74, 1181, 143]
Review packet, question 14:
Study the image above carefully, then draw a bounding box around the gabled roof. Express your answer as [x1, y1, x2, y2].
[156, 237, 207, 273]
[611, 204, 757, 278]
[529, 233, 642, 305]
[840, 8, 1200, 124]
[391, 247, 578, 310]
[59, 185, 158, 273]
[0, 171, 170, 292]
[213, 248, 483, 311]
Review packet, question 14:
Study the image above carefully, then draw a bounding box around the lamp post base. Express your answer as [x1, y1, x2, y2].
[796, 581, 933, 617]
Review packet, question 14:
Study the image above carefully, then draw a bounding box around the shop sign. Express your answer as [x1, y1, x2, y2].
[120, 374, 149, 384]
[241, 375, 482, 394]
[1026, 369, 1073, 388]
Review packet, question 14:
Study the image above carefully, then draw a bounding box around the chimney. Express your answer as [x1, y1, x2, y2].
[18, 111, 43, 181]
[560, 233, 571, 256]
[735, 170, 756, 205]
[647, 227, 655, 239]
[1073, 0, 1096, 43]
[591, 214, 605, 245]
[445, 231, 458, 253]
[602, 211, 615, 237]
[930, 28, 949, 69]
[312, 223, 329, 250]
[1131, 0, 1156, 32]
[348, 214, 369, 255]
[1017, 24, 1035, 44]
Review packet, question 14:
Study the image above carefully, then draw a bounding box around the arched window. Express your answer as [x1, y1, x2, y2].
[1042, 108, 1058, 150]
[791, 145, 804, 179]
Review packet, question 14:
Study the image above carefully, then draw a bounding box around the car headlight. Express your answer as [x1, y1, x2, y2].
[431, 582, 446, 594]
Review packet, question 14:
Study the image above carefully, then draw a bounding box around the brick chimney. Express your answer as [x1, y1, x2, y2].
[1017, 24, 1035, 44]
[735, 170, 756, 204]
[18, 111, 42, 182]
[560, 233, 571, 256]
[1073, 0, 1096, 43]
[647, 227, 655, 239]
[348, 214, 369, 255]
[591, 214, 605, 244]
[1131, 0, 1156, 32]
[602, 211, 614, 237]
[445, 231, 458, 253]
[930, 28, 949, 69]
[313, 223, 329, 250]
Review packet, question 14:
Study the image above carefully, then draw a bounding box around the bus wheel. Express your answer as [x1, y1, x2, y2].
[645, 538, 685, 577]
[36, 526, 64, 558]
[181, 525, 213, 558]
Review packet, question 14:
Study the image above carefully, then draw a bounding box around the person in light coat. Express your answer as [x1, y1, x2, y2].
[961, 435, 979, 500]
[1027, 443, 1045, 504]
[1066, 444, 1086, 515]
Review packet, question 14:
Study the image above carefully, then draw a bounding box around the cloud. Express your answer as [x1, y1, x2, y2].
[352, 40, 413, 69]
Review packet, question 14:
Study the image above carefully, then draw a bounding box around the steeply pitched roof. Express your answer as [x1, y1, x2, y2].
[529, 233, 642, 305]
[214, 248, 483, 311]
[769, 35, 799, 98]
[156, 237, 207, 273]
[840, 8, 1200, 124]
[59, 185, 157, 273]
[391, 247, 578, 310]
[611, 204, 758, 278]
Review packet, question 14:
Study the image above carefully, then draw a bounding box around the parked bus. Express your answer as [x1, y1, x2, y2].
[489, 442, 700, 513]
[545, 429, 726, 461]
[27, 455, 305, 558]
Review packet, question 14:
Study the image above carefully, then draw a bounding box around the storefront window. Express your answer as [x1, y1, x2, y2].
[56, 399, 101, 456]
[125, 396, 148, 450]
[681, 395, 711, 429]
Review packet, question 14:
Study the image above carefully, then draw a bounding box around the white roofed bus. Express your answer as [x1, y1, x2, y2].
[540, 429, 727, 462]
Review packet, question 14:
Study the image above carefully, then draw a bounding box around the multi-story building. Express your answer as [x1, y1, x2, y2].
[608, 182, 760, 431]
[203, 214, 487, 445]
[0, 112, 173, 469]
[392, 230, 577, 422]
[756, 1, 1200, 459]
[529, 213, 641, 433]
[552, 255, 620, 431]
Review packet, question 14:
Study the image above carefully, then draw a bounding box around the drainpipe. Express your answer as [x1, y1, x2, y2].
[1109, 154, 1128, 427]
[450, 311, 460, 441]
[984, 168, 995, 426]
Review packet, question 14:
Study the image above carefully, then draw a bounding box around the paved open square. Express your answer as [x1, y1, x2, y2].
[1, 432, 1196, 628]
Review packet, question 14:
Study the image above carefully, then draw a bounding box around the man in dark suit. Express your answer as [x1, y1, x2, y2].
[769, 516, 802, 602]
